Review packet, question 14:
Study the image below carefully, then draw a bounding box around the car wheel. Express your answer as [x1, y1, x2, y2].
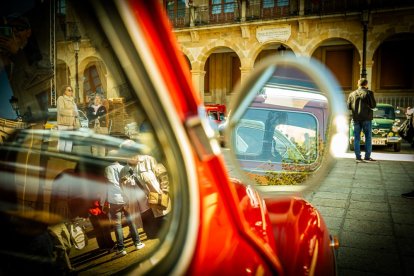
[394, 143, 401, 152]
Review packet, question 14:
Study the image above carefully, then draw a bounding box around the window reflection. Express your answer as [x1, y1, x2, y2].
[0, 3, 173, 274]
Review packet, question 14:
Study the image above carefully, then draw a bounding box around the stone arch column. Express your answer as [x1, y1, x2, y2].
[190, 68, 206, 101]
[240, 65, 254, 86]
[365, 60, 374, 86]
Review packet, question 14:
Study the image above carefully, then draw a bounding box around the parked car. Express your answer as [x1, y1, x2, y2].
[0, 1, 348, 275]
[349, 103, 402, 152]
[205, 103, 226, 124]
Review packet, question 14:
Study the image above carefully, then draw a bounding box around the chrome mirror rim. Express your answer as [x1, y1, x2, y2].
[225, 55, 349, 195]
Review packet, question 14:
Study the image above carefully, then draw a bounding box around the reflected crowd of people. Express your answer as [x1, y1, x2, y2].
[48, 140, 172, 272]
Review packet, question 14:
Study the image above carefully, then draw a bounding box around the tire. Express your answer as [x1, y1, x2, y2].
[394, 143, 401, 152]
[349, 143, 354, 151]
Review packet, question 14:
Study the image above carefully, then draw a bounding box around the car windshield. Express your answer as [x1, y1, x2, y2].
[374, 106, 395, 119]
[236, 108, 318, 164]
[0, 2, 184, 274]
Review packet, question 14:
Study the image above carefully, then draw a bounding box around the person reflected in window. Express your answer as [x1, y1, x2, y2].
[264, 111, 286, 160]
[87, 93, 108, 156]
[119, 156, 148, 233]
[57, 85, 79, 152]
[104, 156, 145, 258]
[133, 155, 171, 239]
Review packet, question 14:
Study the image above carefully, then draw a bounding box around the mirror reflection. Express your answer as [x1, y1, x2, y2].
[231, 64, 329, 186]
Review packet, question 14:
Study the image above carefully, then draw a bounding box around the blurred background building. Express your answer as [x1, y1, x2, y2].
[1, 0, 413, 121]
[164, 0, 414, 109]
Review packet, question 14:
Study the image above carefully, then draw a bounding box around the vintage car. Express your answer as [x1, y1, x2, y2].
[349, 103, 402, 152]
[0, 1, 348, 275]
[228, 68, 330, 188]
[205, 103, 226, 124]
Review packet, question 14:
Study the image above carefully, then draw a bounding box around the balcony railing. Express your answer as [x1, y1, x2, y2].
[247, 0, 298, 20]
[193, 2, 241, 26]
[167, 0, 414, 29]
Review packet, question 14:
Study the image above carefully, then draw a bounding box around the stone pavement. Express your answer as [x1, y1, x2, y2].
[305, 155, 414, 276]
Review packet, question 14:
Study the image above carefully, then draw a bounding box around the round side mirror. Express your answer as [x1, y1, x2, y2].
[224, 56, 349, 195]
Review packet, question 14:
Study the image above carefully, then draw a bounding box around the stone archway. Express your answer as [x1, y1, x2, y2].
[311, 38, 360, 93]
[253, 42, 296, 67]
[79, 56, 108, 104]
[201, 46, 240, 105]
[371, 32, 414, 106]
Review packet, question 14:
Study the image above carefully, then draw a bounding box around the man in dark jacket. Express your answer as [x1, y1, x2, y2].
[347, 78, 377, 162]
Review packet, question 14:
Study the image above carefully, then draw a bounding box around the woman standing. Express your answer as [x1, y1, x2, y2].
[86, 93, 108, 156]
[56, 85, 79, 152]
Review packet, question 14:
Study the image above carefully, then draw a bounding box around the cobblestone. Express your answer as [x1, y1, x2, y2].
[308, 150, 414, 276]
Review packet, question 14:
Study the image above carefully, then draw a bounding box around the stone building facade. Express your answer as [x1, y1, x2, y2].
[16, 0, 412, 113]
[167, 0, 414, 109]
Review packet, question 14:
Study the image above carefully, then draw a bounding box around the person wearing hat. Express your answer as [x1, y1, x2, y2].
[104, 153, 145, 258]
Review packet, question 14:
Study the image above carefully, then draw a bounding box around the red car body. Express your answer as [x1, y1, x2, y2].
[0, 1, 336, 275]
[130, 2, 336, 275]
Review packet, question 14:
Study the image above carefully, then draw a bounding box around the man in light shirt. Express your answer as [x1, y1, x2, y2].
[104, 159, 145, 258]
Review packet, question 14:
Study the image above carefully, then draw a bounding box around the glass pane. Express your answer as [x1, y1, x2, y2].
[0, 2, 175, 274]
[235, 109, 318, 163]
[263, 0, 275, 8]
[277, 0, 289, 7]
[224, 0, 235, 13]
[212, 0, 222, 14]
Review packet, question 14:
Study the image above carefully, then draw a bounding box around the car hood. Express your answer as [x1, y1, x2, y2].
[372, 118, 393, 129]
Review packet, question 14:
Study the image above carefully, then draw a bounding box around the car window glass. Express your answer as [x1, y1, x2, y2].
[374, 106, 395, 119]
[0, 3, 176, 275]
[235, 110, 318, 163]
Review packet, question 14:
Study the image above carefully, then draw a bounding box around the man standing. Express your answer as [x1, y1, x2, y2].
[104, 159, 145, 258]
[347, 78, 377, 162]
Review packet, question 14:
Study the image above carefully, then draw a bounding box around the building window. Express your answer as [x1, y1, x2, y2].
[263, 0, 289, 8]
[57, 0, 66, 15]
[83, 65, 102, 102]
[211, 0, 235, 15]
[166, 0, 186, 18]
[166, 0, 187, 27]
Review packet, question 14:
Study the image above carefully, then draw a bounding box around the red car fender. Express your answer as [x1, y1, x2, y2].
[231, 179, 277, 253]
[265, 197, 336, 276]
[188, 156, 284, 275]
[125, 2, 285, 274]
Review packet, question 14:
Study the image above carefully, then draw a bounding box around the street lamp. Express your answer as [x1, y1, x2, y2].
[361, 9, 370, 79]
[73, 38, 80, 103]
[9, 96, 22, 121]
[69, 21, 81, 103]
